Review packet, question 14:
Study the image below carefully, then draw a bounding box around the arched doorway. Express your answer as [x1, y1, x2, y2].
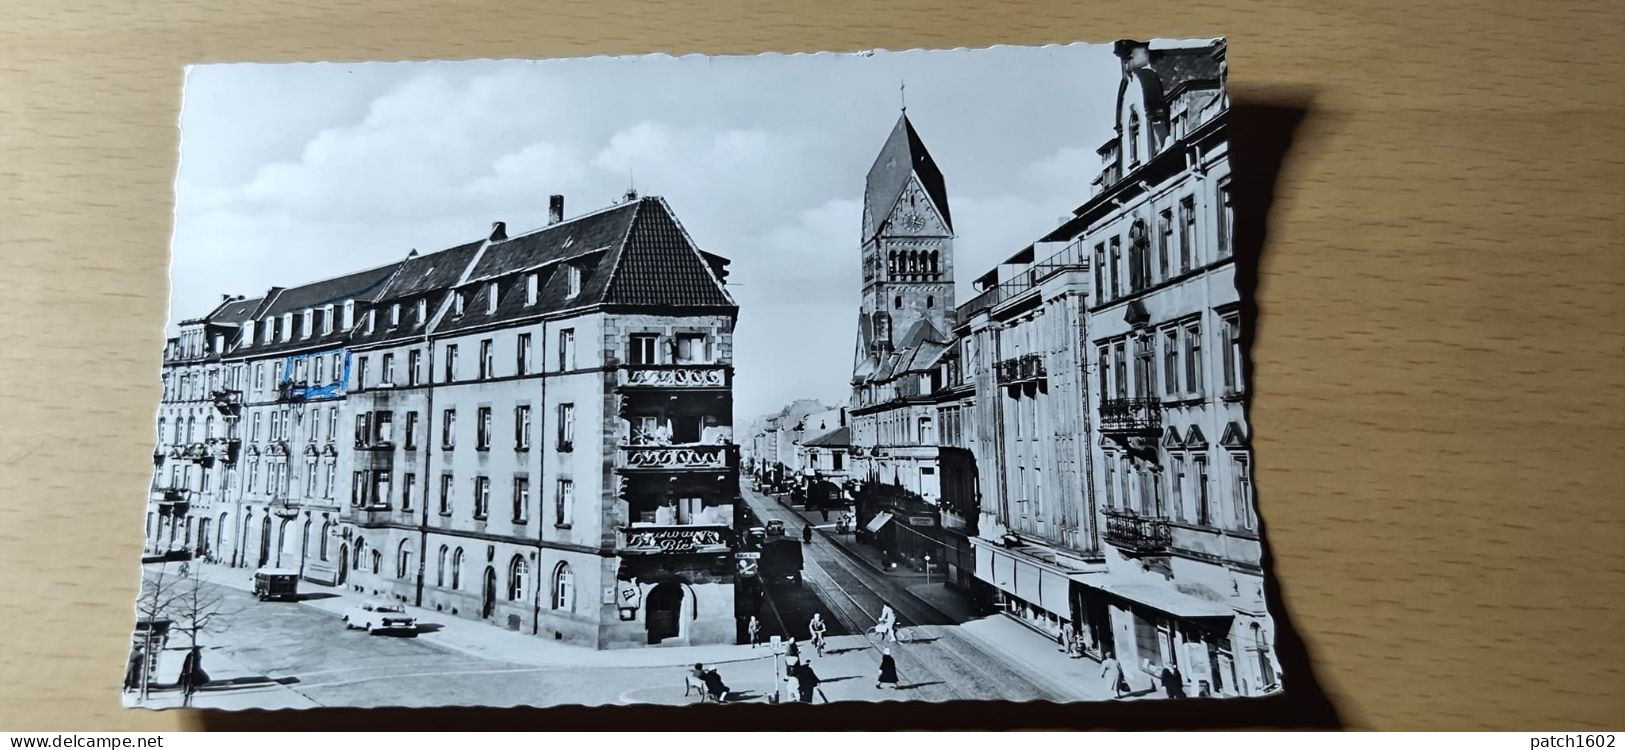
[257, 515, 271, 567]
[335, 544, 349, 585]
[481, 567, 497, 619]
[197, 517, 211, 559]
[275, 518, 291, 567]
[645, 582, 686, 644]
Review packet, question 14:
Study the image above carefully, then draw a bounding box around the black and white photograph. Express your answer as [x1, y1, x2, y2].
[129, 37, 1278, 710]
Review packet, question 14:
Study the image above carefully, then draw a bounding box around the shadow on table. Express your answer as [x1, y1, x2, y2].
[195, 92, 1339, 732]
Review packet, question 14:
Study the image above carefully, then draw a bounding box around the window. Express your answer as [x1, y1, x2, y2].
[517, 333, 532, 375]
[443, 344, 458, 382]
[325, 462, 336, 498]
[1179, 196, 1196, 272]
[1113, 341, 1128, 398]
[453, 291, 466, 316]
[442, 409, 456, 449]
[1184, 321, 1204, 396]
[513, 476, 530, 523]
[556, 404, 574, 451]
[315, 356, 327, 385]
[1127, 109, 1140, 164]
[354, 412, 371, 448]
[555, 479, 574, 527]
[305, 459, 317, 495]
[485, 282, 498, 314]
[436, 546, 448, 587]
[408, 349, 422, 386]
[473, 476, 490, 519]
[551, 562, 574, 611]
[397, 540, 412, 578]
[365, 310, 376, 335]
[479, 339, 493, 379]
[526, 273, 538, 305]
[416, 299, 427, 325]
[372, 470, 391, 508]
[390, 303, 401, 327]
[281, 313, 293, 342]
[243, 320, 255, 347]
[558, 329, 575, 370]
[514, 405, 531, 451]
[1130, 221, 1149, 291]
[370, 549, 382, 575]
[629, 334, 658, 365]
[1194, 454, 1211, 526]
[1168, 456, 1186, 523]
[323, 305, 335, 334]
[262, 320, 274, 345]
[356, 356, 369, 390]
[918, 416, 935, 444]
[508, 555, 528, 601]
[342, 300, 355, 330]
[451, 548, 464, 589]
[1108, 235, 1122, 299]
[1222, 313, 1244, 395]
[476, 406, 492, 450]
[894, 295, 902, 310]
[1163, 328, 1180, 396]
[404, 411, 418, 449]
[675, 334, 706, 364]
[1217, 180, 1233, 258]
[381, 353, 395, 385]
[319, 521, 331, 560]
[564, 265, 581, 298]
[439, 473, 453, 515]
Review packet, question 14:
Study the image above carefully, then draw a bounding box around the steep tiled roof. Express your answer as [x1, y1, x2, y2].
[263, 261, 402, 316]
[863, 114, 952, 241]
[389, 240, 486, 300]
[804, 425, 850, 448]
[602, 198, 733, 307]
[470, 201, 639, 282]
[1150, 45, 1223, 95]
[206, 296, 262, 327]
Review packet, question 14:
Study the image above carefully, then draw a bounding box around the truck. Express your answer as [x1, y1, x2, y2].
[759, 537, 803, 586]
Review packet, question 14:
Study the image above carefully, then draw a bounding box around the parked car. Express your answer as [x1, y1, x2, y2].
[765, 519, 786, 536]
[745, 526, 768, 550]
[342, 601, 418, 635]
[252, 567, 299, 602]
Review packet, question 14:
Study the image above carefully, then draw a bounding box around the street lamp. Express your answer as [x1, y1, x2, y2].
[924, 554, 932, 587]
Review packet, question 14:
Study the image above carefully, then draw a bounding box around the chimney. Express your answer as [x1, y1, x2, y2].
[489, 222, 507, 241]
[548, 195, 564, 225]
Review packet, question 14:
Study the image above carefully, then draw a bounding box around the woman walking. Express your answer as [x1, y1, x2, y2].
[875, 648, 900, 690]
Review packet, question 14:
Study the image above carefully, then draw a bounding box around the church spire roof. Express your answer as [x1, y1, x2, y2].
[862, 113, 952, 242]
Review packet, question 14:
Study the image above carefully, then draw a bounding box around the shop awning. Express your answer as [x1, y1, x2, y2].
[865, 511, 894, 534]
[1073, 578, 1237, 620]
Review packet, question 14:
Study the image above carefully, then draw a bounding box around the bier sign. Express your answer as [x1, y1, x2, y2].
[907, 515, 937, 527]
[622, 526, 728, 554]
[736, 552, 760, 577]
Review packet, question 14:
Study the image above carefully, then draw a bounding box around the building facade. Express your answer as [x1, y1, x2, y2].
[145, 193, 741, 649]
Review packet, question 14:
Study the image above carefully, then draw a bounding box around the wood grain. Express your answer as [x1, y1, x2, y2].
[2, 0, 1622, 731]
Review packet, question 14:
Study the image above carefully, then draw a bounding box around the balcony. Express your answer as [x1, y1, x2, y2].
[276, 381, 309, 403]
[616, 364, 730, 390]
[995, 354, 1047, 385]
[206, 437, 241, 464]
[616, 443, 736, 473]
[269, 496, 301, 519]
[1103, 508, 1172, 555]
[1099, 397, 1162, 437]
[182, 442, 211, 464]
[618, 524, 731, 556]
[209, 389, 242, 416]
[156, 487, 189, 508]
[350, 504, 393, 528]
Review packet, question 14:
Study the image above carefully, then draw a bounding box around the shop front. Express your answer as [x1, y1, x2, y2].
[972, 536, 1088, 641]
[1072, 578, 1254, 697]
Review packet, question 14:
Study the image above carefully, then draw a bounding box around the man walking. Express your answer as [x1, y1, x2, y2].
[747, 615, 761, 648]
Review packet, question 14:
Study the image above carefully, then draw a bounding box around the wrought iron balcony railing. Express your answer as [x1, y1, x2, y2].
[1099, 397, 1162, 436]
[1102, 507, 1172, 555]
[617, 364, 730, 389]
[616, 443, 736, 472]
[995, 354, 1047, 385]
[210, 389, 243, 416]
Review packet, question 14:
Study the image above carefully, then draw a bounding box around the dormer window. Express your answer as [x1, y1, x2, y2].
[342, 300, 356, 330]
[214, 334, 225, 353]
[526, 273, 538, 305]
[416, 299, 427, 325]
[390, 303, 401, 327]
[243, 320, 255, 346]
[454, 291, 466, 316]
[323, 305, 335, 334]
[281, 313, 293, 342]
[302, 309, 314, 338]
[486, 282, 498, 314]
[261, 319, 272, 345]
[564, 265, 581, 299]
[366, 309, 377, 335]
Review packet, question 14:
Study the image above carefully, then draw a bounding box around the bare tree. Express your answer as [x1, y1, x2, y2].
[133, 561, 181, 701]
[167, 562, 242, 706]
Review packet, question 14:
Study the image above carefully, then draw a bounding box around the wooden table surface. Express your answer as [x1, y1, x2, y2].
[2, 0, 1622, 732]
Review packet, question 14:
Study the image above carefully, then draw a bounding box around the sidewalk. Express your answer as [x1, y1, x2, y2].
[195, 562, 773, 670]
[125, 643, 319, 710]
[956, 613, 1157, 702]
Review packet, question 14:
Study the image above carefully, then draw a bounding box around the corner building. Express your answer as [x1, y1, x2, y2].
[148, 194, 740, 650]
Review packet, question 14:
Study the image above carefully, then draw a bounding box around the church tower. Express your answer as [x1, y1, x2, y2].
[854, 112, 956, 376]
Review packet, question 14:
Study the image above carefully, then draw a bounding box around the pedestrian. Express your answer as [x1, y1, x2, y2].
[1101, 651, 1129, 698]
[803, 525, 814, 543]
[874, 604, 899, 642]
[1160, 663, 1186, 699]
[123, 645, 145, 693]
[178, 646, 209, 706]
[876, 648, 900, 690]
[808, 613, 827, 656]
[786, 637, 800, 661]
[1058, 625, 1070, 654]
[796, 660, 823, 703]
[747, 615, 761, 648]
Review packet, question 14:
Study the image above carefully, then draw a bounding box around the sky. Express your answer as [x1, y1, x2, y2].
[170, 43, 1131, 422]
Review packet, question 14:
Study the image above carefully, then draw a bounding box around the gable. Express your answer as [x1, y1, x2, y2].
[880, 176, 951, 238]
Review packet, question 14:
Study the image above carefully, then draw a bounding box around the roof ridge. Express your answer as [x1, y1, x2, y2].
[499, 198, 638, 244]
